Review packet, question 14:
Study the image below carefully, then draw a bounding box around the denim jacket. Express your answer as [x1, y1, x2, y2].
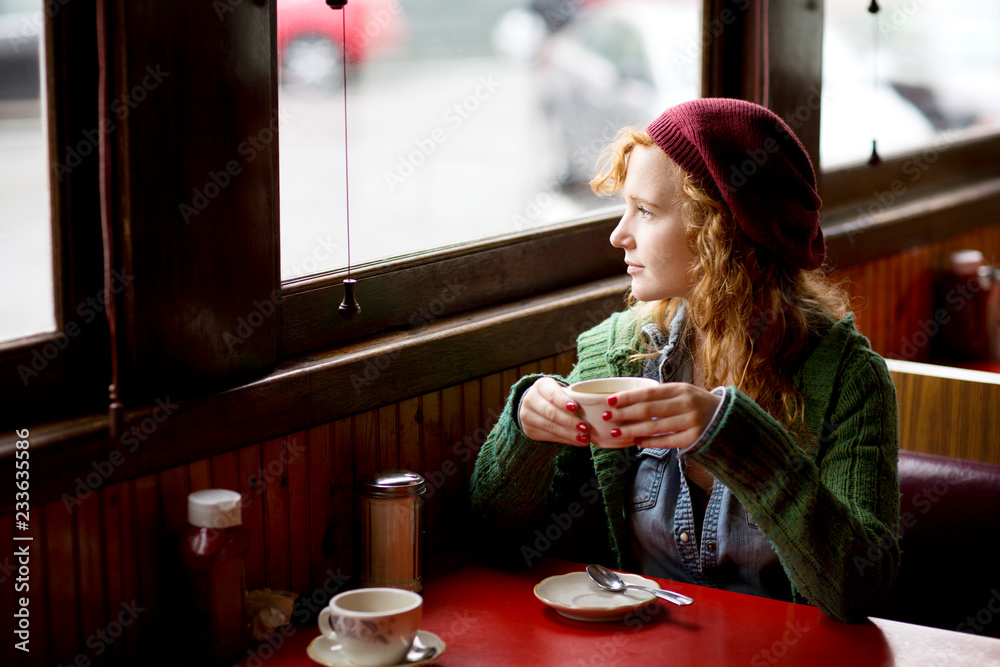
[630, 307, 792, 600]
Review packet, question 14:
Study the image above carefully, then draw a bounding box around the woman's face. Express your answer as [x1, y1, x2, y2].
[609, 144, 697, 302]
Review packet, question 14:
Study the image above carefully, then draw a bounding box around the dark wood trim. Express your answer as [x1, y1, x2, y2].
[700, 0, 824, 167]
[108, 0, 281, 405]
[824, 175, 1000, 268]
[701, 0, 751, 100]
[0, 276, 630, 512]
[280, 213, 624, 356]
[0, 0, 109, 430]
[764, 0, 823, 169]
[820, 132, 1000, 214]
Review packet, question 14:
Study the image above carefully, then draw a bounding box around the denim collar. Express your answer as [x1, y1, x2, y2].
[640, 302, 691, 384]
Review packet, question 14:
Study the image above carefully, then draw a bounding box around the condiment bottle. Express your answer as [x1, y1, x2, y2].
[934, 250, 999, 360]
[358, 470, 425, 592]
[180, 489, 251, 664]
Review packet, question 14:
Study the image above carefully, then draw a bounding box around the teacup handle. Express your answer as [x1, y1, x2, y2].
[317, 608, 339, 641]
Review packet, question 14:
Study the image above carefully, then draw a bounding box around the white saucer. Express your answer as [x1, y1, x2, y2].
[534, 570, 658, 622]
[306, 630, 446, 667]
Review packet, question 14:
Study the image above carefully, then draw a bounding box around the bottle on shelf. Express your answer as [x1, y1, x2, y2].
[180, 489, 252, 665]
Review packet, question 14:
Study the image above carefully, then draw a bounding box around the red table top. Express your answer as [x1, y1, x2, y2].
[241, 558, 1000, 666]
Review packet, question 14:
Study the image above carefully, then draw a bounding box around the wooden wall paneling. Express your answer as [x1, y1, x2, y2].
[461, 379, 481, 480]
[554, 349, 577, 378]
[331, 418, 355, 586]
[518, 361, 541, 379]
[109, 0, 279, 404]
[377, 405, 400, 471]
[209, 450, 241, 494]
[480, 371, 503, 438]
[863, 259, 880, 348]
[131, 473, 162, 657]
[398, 398, 422, 474]
[892, 249, 909, 359]
[501, 368, 519, 405]
[893, 248, 916, 360]
[117, 481, 140, 663]
[157, 463, 190, 640]
[75, 490, 107, 665]
[439, 384, 464, 552]
[188, 458, 212, 492]
[920, 244, 938, 343]
[879, 254, 894, 355]
[238, 445, 267, 591]
[890, 365, 1000, 465]
[307, 424, 333, 592]
[0, 513, 19, 667]
[866, 258, 884, 352]
[99, 484, 126, 666]
[886, 250, 901, 358]
[21, 508, 49, 667]
[917, 244, 937, 362]
[419, 391, 443, 556]
[286, 432, 311, 594]
[42, 501, 78, 664]
[159, 464, 190, 541]
[355, 409, 379, 476]
[988, 225, 1000, 261]
[261, 437, 290, 591]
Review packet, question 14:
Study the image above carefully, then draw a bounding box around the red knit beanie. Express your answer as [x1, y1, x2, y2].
[646, 98, 825, 270]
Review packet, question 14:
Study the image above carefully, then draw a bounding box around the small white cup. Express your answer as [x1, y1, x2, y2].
[318, 588, 422, 666]
[565, 377, 660, 447]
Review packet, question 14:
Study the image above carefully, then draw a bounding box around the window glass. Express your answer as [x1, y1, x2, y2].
[278, 0, 701, 281]
[0, 0, 55, 343]
[822, 0, 1000, 170]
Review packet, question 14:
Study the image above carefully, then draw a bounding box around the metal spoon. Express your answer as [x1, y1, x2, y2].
[586, 563, 694, 606]
[404, 634, 437, 663]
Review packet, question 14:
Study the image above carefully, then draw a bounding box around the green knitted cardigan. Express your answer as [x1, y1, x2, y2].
[468, 310, 900, 623]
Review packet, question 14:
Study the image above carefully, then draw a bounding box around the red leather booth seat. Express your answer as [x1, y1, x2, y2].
[884, 450, 1000, 638]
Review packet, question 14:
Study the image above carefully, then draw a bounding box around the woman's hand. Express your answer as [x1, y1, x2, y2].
[603, 382, 722, 450]
[518, 377, 593, 446]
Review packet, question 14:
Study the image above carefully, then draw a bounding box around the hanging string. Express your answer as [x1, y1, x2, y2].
[96, 0, 124, 438]
[328, 0, 360, 319]
[867, 0, 882, 165]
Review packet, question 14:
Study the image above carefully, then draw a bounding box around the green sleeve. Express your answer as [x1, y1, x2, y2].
[688, 348, 900, 622]
[467, 311, 641, 563]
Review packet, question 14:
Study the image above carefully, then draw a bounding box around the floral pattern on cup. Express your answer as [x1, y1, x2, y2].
[331, 615, 396, 645]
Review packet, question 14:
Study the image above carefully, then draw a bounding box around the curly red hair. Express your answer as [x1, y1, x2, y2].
[592, 127, 850, 432]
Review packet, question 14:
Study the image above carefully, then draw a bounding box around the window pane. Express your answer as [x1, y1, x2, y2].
[822, 0, 1000, 170]
[0, 0, 55, 342]
[278, 0, 701, 280]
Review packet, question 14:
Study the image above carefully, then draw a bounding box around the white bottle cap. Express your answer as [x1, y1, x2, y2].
[188, 489, 243, 529]
[951, 250, 984, 276]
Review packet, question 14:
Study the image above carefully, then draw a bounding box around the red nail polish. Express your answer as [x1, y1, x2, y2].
[602, 411, 613, 421]
[576, 434, 589, 443]
[610, 428, 621, 437]
[607, 396, 618, 407]
[566, 401, 577, 412]
[576, 423, 588, 433]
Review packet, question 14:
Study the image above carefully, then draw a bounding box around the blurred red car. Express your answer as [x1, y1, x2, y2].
[277, 0, 406, 92]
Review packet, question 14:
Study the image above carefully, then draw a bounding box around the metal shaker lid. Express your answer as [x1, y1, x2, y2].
[358, 470, 425, 498]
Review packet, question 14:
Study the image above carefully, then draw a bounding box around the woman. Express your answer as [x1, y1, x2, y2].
[468, 98, 900, 623]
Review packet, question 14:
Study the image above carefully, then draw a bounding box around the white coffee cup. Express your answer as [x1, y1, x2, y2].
[565, 377, 660, 447]
[318, 588, 422, 666]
